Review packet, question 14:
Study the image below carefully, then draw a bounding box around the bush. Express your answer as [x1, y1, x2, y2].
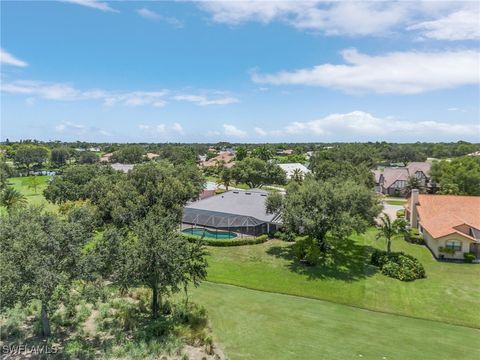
[438, 246, 455, 255]
[405, 228, 424, 244]
[464, 252, 476, 263]
[181, 233, 268, 247]
[293, 236, 321, 266]
[396, 209, 405, 218]
[370, 249, 426, 281]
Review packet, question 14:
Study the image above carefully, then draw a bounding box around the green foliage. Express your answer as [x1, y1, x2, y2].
[293, 236, 321, 265]
[0, 207, 93, 336]
[0, 157, 14, 190]
[0, 186, 27, 212]
[404, 228, 424, 245]
[13, 145, 49, 171]
[22, 175, 42, 194]
[463, 252, 476, 263]
[232, 158, 287, 188]
[396, 209, 405, 218]
[78, 151, 98, 164]
[371, 249, 426, 281]
[50, 147, 70, 165]
[181, 233, 268, 246]
[252, 145, 273, 161]
[282, 178, 381, 251]
[265, 191, 283, 214]
[310, 159, 375, 188]
[235, 146, 248, 161]
[381, 145, 426, 165]
[431, 156, 480, 195]
[438, 246, 456, 255]
[111, 144, 145, 164]
[376, 215, 407, 253]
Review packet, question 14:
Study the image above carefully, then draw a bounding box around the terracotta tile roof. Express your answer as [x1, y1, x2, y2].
[411, 195, 480, 240]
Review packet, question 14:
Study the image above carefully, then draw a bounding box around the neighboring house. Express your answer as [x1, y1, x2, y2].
[278, 163, 311, 179]
[110, 163, 134, 173]
[146, 152, 160, 160]
[467, 151, 480, 157]
[201, 151, 235, 168]
[405, 190, 480, 261]
[183, 189, 281, 236]
[374, 162, 431, 196]
[100, 153, 113, 162]
[88, 147, 101, 152]
[276, 149, 294, 156]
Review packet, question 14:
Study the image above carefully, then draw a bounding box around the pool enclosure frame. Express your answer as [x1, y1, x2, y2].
[182, 208, 279, 237]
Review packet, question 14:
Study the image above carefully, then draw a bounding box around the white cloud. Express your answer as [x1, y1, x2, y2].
[138, 123, 183, 135]
[408, 8, 480, 40]
[254, 127, 267, 136]
[252, 49, 480, 94]
[137, 8, 160, 20]
[223, 124, 247, 137]
[254, 111, 480, 141]
[55, 121, 86, 134]
[0, 49, 28, 67]
[136, 7, 184, 27]
[63, 0, 118, 13]
[173, 94, 239, 106]
[2, 80, 170, 107]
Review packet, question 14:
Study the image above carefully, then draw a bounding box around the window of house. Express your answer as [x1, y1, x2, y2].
[445, 240, 462, 252]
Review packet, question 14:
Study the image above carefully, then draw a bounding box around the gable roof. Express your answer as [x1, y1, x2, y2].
[278, 163, 311, 178]
[382, 168, 409, 188]
[406, 162, 431, 175]
[375, 162, 431, 188]
[407, 195, 480, 240]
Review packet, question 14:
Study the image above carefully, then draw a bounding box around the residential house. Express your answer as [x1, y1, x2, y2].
[278, 163, 311, 179]
[276, 149, 294, 156]
[405, 190, 480, 261]
[110, 163, 134, 173]
[100, 153, 113, 162]
[201, 151, 235, 168]
[374, 162, 431, 196]
[146, 152, 160, 160]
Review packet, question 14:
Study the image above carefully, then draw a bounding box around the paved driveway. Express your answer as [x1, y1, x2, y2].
[382, 203, 404, 221]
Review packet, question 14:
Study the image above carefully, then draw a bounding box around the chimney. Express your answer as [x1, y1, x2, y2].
[410, 189, 419, 228]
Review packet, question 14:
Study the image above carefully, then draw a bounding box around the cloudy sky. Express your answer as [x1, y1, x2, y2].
[1, 0, 479, 143]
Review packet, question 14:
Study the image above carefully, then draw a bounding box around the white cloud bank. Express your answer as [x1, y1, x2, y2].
[252, 111, 480, 141]
[0, 49, 28, 67]
[198, 1, 479, 40]
[223, 124, 247, 138]
[252, 49, 480, 94]
[2, 79, 238, 108]
[55, 120, 111, 137]
[136, 7, 184, 27]
[139, 122, 184, 135]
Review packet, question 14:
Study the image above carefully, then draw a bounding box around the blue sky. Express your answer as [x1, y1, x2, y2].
[1, 0, 479, 143]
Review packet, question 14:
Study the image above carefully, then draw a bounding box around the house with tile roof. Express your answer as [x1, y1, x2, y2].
[201, 151, 235, 168]
[405, 190, 480, 261]
[374, 162, 431, 196]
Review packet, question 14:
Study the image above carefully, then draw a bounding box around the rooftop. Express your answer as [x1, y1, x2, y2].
[185, 189, 279, 223]
[407, 194, 480, 240]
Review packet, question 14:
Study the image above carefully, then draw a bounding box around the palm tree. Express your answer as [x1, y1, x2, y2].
[254, 145, 272, 162]
[0, 187, 28, 213]
[220, 168, 232, 191]
[291, 168, 303, 183]
[376, 214, 406, 253]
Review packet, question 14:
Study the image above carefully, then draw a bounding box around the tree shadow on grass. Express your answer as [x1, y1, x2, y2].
[266, 238, 378, 282]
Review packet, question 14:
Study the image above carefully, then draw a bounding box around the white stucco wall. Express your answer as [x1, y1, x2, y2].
[422, 229, 471, 260]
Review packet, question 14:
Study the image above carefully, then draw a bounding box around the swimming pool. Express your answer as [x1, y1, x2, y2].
[182, 227, 237, 240]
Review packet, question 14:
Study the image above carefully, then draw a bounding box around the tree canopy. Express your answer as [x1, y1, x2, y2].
[231, 158, 286, 188]
[430, 156, 480, 195]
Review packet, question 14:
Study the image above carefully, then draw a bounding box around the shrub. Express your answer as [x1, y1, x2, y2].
[439, 246, 455, 255]
[293, 236, 321, 265]
[181, 233, 268, 247]
[405, 228, 424, 244]
[464, 252, 476, 263]
[370, 250, 426, 281]
[396, 209, 405, 218]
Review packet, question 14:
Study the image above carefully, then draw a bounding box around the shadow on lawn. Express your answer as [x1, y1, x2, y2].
[266, 238, 378, 282]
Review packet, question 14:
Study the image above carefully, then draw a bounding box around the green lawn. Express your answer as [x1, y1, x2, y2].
[1, 176, 58, 214]
[204, 230, 480, 328]
[384, 199, 407, 206]
[192, 282, 480, 360]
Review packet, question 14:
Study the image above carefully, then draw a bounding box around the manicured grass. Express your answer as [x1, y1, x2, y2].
[204, 229, 480, 328]
[384, 199, 407, 206]
[1, 176, 58, 214]
[192, 282, 480, 360]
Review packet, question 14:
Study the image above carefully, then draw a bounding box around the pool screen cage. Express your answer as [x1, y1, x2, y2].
[182, 208, 276, 237]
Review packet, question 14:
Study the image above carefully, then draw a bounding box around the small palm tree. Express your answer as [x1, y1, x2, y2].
[377, 214, 406, 253]
[291, 168, 303, 183]
[0, 187, 28, 213]
[220, 168, 232, 191]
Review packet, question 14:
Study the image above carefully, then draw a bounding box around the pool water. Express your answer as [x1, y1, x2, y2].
[182, 227, 237, 240]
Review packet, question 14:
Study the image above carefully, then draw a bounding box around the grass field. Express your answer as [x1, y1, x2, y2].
[384, 199, 407, 206]
[192, 282, 480, 360]
[204, 230, 480, 329]
[1, 176, 58, 215]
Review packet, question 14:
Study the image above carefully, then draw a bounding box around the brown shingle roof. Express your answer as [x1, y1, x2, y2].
[409, 195, 480, 240]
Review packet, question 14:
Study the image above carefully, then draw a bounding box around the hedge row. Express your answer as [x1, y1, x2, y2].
[371, 249, 426, 281]
[404, 228, 424, 245]
[181, 233, 268, 247]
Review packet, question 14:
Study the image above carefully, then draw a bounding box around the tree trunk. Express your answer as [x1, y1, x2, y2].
[387, 238, 391, 253]
[151, 285, 159, 318]
[41, 302, 51, 337]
